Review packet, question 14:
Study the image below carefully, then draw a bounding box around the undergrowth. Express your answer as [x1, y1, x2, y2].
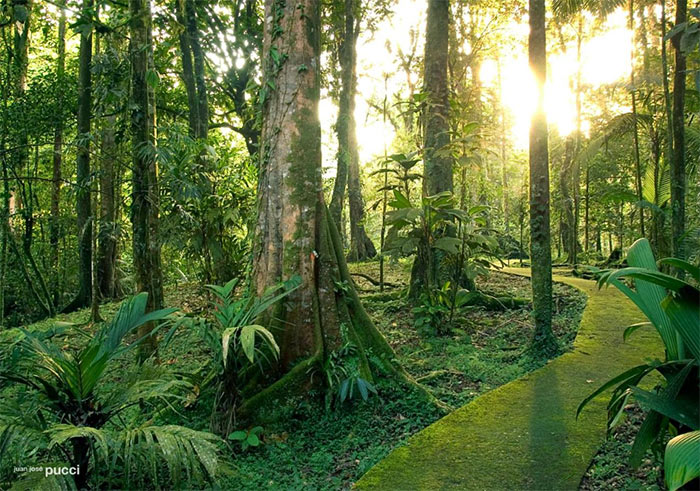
[3, 264, 588, 490]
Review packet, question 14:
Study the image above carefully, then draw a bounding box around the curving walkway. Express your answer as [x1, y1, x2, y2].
[356, 269, 662, 490]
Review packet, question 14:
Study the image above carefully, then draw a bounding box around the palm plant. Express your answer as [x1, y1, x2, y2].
[0, 293, 225, 490]
[198, 277, 300, 435]
[577, 238, 699, 490]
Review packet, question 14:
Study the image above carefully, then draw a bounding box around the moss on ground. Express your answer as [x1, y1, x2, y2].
[355, 269, 663, 490]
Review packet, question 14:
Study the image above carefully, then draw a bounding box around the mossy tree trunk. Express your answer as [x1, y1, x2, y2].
[528, 0, 557, 354]
[409, 0, 451, 298]
[130, 0, 164, 360]
[246, 0, 420, 417]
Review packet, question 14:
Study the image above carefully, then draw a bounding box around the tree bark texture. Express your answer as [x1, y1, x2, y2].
[248, 0, 416, 418]
[528, 0, 556, 353]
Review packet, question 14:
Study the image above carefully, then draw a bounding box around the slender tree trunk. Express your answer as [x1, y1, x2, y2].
[498, 58, 509, 234]
[176, 0, 199, 138]
[97, 114, 118, 298]
[528, 0, 556, 354]
[65, 0, 94, 313]
[661, 0, 675, 192]
[329, 0, 354, 233]
[629, 0, 646, 238]
[130, 0, 164, 360]
[572, 15, 583, 264]
[379, 76, 389, 292]
[186, 0, 208, 139]
[584, 162, 590, 253]
[345, 13, 375, 262]
[410, 0, 451, 296]
[670, 0, 687, 261]
[560, 139, 575, 263]
[51, 2, 66, 307]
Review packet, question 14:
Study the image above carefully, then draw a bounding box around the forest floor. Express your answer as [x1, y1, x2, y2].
[6, 261, 585, 489]
[356, 269, 663, 490]
[5, 262, 664, 490]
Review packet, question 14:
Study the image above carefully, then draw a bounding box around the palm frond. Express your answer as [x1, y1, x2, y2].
[46, 424, 110, 464]
[119, 425, 222, 487]
[576, 113, 654, 164]
[552, 0, 627, 18]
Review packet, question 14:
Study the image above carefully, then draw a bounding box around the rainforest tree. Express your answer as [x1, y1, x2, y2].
[528, 0, 557, 354]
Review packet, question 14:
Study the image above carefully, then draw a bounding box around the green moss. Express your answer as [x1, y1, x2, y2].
[286, 108, 321, 209]
[355, 271, 663, 490]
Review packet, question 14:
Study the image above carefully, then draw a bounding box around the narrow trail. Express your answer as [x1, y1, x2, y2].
[356, 269, 662, 490]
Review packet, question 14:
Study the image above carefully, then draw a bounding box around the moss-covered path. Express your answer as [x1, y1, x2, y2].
[356, 269, 662, 490]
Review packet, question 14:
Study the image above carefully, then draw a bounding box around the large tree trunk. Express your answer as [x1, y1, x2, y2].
[409, 0, 451, 297]
[64, 0, 94, 313]
[528, 0, 557, 354]
[244, 0, 423, 419]
[670, 0, 687, 262]
[422, 0, 452, 196]
[130, 0, 164, 360]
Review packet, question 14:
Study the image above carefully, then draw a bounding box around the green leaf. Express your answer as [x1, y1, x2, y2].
[389, 190, 411, 209]
[663, 293, 700, 361]
[629, 362, 693, 467]
[658, 258, 700, 283]
[629, 410, 664, 468]
[146, 69, 160, 89]
[247, 434, 260, 446]
[600, 239, 681, 359]
[631, 385, 699, 430]
[623, 322, 652, 341]
[665, 431, 700, 491]
[239, 325, 257, 363]
[228, 430, 247, 441]
[576, 363, 657, 419]
[433, 237, 462, 256]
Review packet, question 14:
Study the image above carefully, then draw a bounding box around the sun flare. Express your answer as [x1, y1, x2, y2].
[339, 2, 634, 162]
